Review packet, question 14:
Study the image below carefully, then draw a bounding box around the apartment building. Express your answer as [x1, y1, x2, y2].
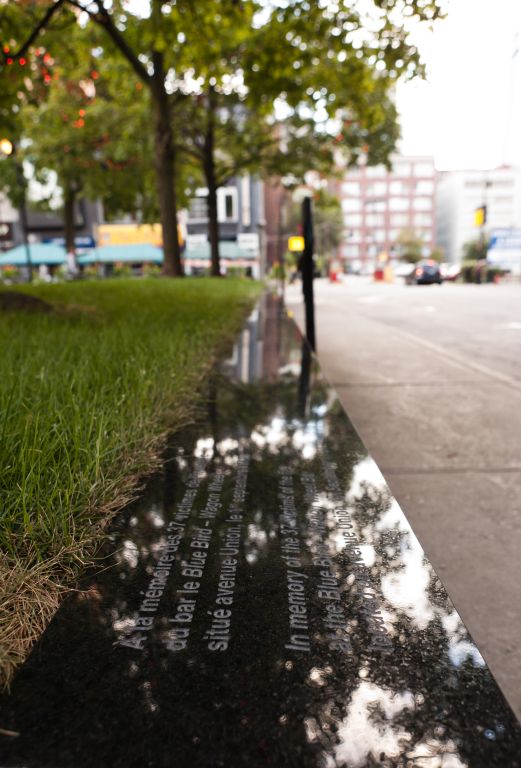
[331, 154, 436, 272]
[186, 175, 266, 277]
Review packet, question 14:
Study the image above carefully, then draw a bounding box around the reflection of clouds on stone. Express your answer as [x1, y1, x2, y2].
[244, 523, 268, 564]
[448, 640, 485, 668]
[216, 437, 239, 455]
[112, 616, 137, 633]
[250, 417, 289, 452]
[345, 457, 386, 504]
[381, 546, 434, 630]
[117, 539, 139, 570]
[292, 426, 318, 460]
[358, 544, 376, 567]
[443, 610, 485, 668]
[406, 738, 469, 768]
[193, 436, 214, 459]
[146, 504, 165, 529]
[278, 363, 300, 377]
[307, 665, 332, 687]
[332, 681, 415, 766]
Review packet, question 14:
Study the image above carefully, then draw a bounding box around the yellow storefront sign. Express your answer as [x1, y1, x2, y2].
[98, 224, 185, 247]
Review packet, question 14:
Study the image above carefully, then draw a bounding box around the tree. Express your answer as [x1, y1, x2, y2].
[21, 27, 161, 258]
[2, 0, 444, 278]
[462, 236, 489, 261]
[395, 228, 423, 263]
[312, 190, 344, 260]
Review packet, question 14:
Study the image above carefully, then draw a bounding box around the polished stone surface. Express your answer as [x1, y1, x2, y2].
[1, 293, 520, 767]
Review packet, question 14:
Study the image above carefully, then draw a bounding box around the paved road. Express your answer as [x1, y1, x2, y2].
[286, 276, 521, 720]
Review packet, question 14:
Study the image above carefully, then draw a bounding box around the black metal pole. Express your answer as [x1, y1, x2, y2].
[301, 196, 316, 351]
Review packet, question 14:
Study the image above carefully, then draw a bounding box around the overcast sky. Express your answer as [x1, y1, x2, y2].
[396, 0, 521, 170]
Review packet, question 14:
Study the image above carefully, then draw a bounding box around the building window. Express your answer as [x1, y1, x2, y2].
[391, 213, 409, 226]
[412, 197, 431, 211]
[390, 181, 409, 195]
[414, 212, 433, 226]
[342, 198, 362, 212]
[188, 194, 208, 221]
[344, 213, 362, 226]
[415, 180, 434, 194]
[218, 187, 238, 222]
[365, 213, 386, 226]
[393, 162, 412, 176]
[365, 199, 386, 212]
[390, 197, 408, 211]
[342, 181, 361, 195]
[366, 181, 387, 196]
[366, 165, 386, 178]
[413, 162, 434, 177]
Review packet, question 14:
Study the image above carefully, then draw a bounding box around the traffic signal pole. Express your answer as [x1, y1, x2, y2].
[301, 196, 316, 352]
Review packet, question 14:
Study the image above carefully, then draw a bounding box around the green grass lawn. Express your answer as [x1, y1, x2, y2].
[0, 277, 260, 685]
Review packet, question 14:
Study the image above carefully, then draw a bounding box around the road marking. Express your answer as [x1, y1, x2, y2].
[391, 326, 521, 391]
[495, 322, 521, 330]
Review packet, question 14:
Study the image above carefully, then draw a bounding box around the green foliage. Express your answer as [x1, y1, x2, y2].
[312, 190, 344, 257]
[429, 246, 444, 263]
[0, 0, 444, 272]
[462, 237, 489, 262]
[461, 260, 500, 283]
[395, 228, 424, 264]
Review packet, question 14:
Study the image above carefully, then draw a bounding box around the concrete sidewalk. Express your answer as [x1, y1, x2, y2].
[286, 277, 521, 720]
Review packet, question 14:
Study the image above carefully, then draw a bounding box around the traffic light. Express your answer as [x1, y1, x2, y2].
[474, 205, 487, 227]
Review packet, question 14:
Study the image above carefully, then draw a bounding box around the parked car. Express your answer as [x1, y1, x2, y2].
[406, 260, 443, 285]
[440, 262, 461, 282]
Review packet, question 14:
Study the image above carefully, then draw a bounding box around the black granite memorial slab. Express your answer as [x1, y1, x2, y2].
[1, 293, 521, 767]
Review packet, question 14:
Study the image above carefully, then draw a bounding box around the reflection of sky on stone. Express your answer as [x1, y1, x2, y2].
[346, 458, 485, 673]
[146, 504, 165, 529]
[194, 436, 214, 458]
[118, 539, 139, 569]
[278, 363, 301, 377]
[328, 681, 469, 767]
[216, 437, 239, 456]
[345, 456, 387, 503]
[251, 417, 288, 452]
[331, 681, 415, 766]
[443, 611, 485, 668]
[244, 523, 268, 564]
[381, 545, 434, 630]
[292, 426, 318, 460]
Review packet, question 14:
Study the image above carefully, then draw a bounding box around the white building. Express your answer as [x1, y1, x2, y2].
[436, 166, 521, 264]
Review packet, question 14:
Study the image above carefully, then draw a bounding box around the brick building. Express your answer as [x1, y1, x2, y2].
[330, 154, 437, 273]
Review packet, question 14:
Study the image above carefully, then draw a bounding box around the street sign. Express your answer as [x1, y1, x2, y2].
[237, 233, 259, 254]
[487, 228, 521, 274]
[488, 228, 521, 251]
[43, 235, 96, 248]
[288, 235, 305, 252]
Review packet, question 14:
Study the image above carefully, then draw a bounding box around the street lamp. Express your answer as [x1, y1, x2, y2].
[0, 138, 33, 282]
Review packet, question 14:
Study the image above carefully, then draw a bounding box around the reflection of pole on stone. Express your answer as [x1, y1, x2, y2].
[298, 340, 311, 418]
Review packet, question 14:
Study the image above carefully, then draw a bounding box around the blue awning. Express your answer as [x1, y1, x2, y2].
[0, 243, 67, 266]
[78, 244, 163, 264]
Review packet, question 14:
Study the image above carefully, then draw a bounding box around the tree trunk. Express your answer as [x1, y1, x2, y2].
[151, 56, 183, 277]
[204, 89, 221, 277]
[64, 186, 77, 273]
[205, 162, 221, 278]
